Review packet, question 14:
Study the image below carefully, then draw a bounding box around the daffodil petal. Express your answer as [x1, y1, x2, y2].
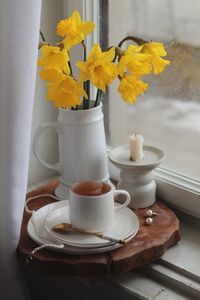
[77, 44, 118, 91]
[38, 45, 70, 74]
[47, 75, 87, 108]
[144, 42, 168, 56]
[127, 44, 143, 53]
[102, 47, 115, 62]
[76, 61, 88, 73]
[39, 67, 65, 82]
[79, 21, 95, 37]
[118, 75, 148, 103]
[79, 71, 89, 83]
[56, 12, 95, 49]
[117, 44, 153, 77]
[152, 57, 170, 74]
[56, 19, 72, 37]
[88, 44, 102, 61]
[141, 42, 170, 75]
[71, 11, 81, 26]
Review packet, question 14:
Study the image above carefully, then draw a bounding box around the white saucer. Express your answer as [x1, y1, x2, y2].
[45, 202, 139, 249]
[27, 201, 139, 255]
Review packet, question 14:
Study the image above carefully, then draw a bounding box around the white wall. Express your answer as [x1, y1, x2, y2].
[28, 0, 65, 187]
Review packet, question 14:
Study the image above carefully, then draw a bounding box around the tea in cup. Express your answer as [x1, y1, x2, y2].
[69, 181, 130, 233]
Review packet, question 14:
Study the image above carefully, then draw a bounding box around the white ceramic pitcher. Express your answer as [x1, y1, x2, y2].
[33, 102, 111, 199]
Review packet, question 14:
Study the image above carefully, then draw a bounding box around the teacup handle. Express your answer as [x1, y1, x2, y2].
[114, 190, 131, 211]
[33, 122, 60, 171]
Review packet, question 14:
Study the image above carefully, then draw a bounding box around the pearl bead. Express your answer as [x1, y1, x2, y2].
[146, 209, 153, 217]
[146, 209, 159, 217]
[146, 217, 153, 225]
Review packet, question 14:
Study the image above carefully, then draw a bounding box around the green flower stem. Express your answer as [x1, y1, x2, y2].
[81, 40, 89, 109]
[83, 80, 90, 109]
[40, 30, 46, 42]
[118, 36, 148, 48]
[83, 99, 87, 109]
[86, 80, 90, 109]
[94, 89, 102, 107]
[68, 61, 73, 77]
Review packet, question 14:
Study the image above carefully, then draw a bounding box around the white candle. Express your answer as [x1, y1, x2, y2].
[130, 134, 144, 161]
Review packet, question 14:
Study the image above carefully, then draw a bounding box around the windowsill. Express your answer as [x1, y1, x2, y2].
[27, 177, 200, 299]
[108, 209, 200, 299]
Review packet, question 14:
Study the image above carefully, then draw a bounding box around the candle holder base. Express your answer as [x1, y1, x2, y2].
[109, 145, 165, 209]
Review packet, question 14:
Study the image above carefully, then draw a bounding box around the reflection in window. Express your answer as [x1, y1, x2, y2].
[100, 0, 200, 180]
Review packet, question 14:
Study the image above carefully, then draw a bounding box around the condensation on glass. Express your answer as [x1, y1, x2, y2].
[100, 0, 200, 180]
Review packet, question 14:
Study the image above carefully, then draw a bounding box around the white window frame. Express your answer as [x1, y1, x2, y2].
[64, 0, 200, 219]
[63, 0, 99, 100]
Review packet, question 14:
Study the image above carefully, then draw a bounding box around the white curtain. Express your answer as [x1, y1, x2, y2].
[0, 1, 41, 299]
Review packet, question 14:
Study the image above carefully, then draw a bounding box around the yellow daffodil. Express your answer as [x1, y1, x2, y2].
[47, 75, 87, 108]
[56, 11, 95, 49]
[141, 42, 170, 74]
[39, 67, 65, 82]
[76, 44, 118, 92]
[118, 75, 148, 103]
[118, 45, 151, 77]
[38, 11, 170, 109]
[38, 45, 70, 74]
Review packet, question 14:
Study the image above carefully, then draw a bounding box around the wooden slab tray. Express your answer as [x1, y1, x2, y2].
[18, 180, 181, 277]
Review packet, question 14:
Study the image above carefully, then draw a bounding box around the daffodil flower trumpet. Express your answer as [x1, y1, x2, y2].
[38, 10, 170, 110]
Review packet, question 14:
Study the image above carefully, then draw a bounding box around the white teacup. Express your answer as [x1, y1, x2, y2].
[69, 181, 131, 233]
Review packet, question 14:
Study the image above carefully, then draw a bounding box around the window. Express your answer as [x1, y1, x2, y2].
[99, 0, 200, 216]
[30, 0, 200, 217]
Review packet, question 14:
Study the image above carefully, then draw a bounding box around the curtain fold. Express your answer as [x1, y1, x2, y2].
[0, 0, 41, 299]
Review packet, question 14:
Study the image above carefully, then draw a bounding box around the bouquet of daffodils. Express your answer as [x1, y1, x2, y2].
[38, 11, 169, 109]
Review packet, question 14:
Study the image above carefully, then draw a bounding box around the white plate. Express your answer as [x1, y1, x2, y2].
[27, 201, 139, 255]
[45, 202, 139, 248]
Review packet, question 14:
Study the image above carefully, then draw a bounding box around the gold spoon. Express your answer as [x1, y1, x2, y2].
[52, 223, 126, 245]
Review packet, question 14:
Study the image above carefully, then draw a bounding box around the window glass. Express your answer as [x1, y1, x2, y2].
[101, 0, 200, 180]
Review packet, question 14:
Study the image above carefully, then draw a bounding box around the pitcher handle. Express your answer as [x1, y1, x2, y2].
[33, 122, 60, 171]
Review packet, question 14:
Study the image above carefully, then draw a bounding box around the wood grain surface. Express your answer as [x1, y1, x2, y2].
[18, 180, 181, 277]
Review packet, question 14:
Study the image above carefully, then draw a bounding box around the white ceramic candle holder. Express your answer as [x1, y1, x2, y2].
[109, 145, 165, 209]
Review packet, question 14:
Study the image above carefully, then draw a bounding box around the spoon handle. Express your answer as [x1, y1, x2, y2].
[53, 223, 126, 245]
[94, 232, 126, 245]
